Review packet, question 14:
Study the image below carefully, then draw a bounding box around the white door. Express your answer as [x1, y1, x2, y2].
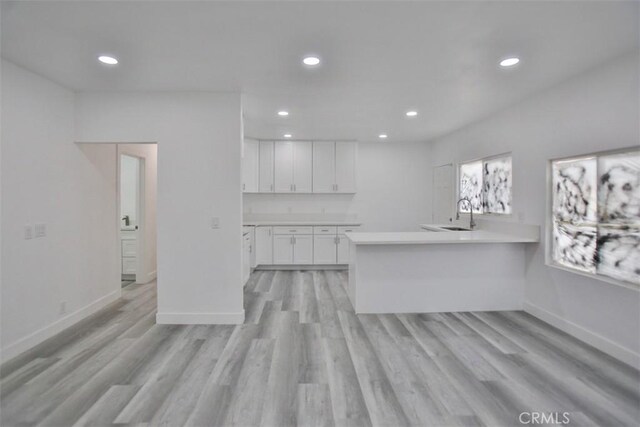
[313, 235, 337, 264]
[433, 164, 454, 223]
[293, 235, 313, 264]
[336, 235, 350, 264]
[273, 234, 294, 264]
[313, 142, 335, 193]
[242, 139, 259, 192]
[335, 142, 357, 193]
[255, 226, 273, 265]
[293, 141, 313, 193]
[274, 141, 294, 192]
[259, 141, 274, 193]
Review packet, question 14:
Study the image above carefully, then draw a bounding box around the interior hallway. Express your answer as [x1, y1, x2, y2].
[1, 271, 638, 426]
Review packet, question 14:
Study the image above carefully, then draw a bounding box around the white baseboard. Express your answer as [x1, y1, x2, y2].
[146, 270, 157, 283]
[0, 289, 121, 363]
[156, 310, 245, 325]
[524, 302, 640, 369]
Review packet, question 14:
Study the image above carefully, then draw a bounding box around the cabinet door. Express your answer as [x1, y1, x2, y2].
[274, 141, 294, 192]
[293, 141, 313, 193]
[293, 235, 313, 264]
[242, 139, 259, 192]
[337, 235, 350, 264]
[273, 234, 294, 264]
[335, 142, 357, 193]
[313, 235, 337, 264]
[313, 142, 335, 193]
[259, 141, 274, 193]
[255, 226, 273, 265]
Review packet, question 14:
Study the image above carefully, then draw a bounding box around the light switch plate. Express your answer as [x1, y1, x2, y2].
[35, 223, 46, 238]
[24, 225, 33, 240]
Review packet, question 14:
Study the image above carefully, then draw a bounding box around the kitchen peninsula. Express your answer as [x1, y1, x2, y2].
[345, 221, 540, 314]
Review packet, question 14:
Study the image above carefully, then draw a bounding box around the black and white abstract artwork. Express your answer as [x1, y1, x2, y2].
[598, 151, 640, 224]
[596, 226, 640, 285]
[552, 150, 640, 286]
[483, 156, 512, 214]
[552, 220, 597, 273]
[552, 157, 597, 224]
[459, 161, 483, 213]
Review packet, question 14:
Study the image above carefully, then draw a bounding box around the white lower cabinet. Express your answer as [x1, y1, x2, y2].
[337, 235, 350, 264]
[273, 235, 294, 264]
[314, 235, 338, 264]
[255, 226, 273, 265]
[252, 224, 359, 267]
[293, 235, 313, 264]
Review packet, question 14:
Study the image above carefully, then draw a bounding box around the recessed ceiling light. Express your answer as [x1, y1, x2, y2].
[379, 134, 388, 139]
[278, 111, 289, 116]
[283, 134, 292, 138]
[500, 57, 520, 67]
[406, 111, 418, 117]
[98, 55, 118, 65]
[303, 56, 320, 66]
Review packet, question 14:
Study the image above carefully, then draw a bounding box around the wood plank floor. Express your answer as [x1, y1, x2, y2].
[1, 270, 639, 426]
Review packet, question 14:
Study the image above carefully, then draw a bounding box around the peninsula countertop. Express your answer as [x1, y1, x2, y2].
[345, 230, 539, 245]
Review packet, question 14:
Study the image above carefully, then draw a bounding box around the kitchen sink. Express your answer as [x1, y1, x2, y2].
[440, 226, 472, 231]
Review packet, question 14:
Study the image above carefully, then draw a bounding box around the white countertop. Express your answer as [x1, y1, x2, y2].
[243, 220, 362, 226]
[345, 230, 539, 245]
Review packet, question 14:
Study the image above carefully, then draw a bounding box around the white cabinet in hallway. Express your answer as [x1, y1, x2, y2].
[312, 141, 357, 193]
[274, 141, 313, 193]
[258, 141, 274, 192]
[242, 139, 259, 193]
[255, 226, 273, 265]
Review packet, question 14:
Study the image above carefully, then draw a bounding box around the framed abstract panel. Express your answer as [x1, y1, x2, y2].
[459, 154, 512, 215]
[549, 147, 639, 287]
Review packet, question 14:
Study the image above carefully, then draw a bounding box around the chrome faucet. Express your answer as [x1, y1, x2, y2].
[456, 198, 477, 230]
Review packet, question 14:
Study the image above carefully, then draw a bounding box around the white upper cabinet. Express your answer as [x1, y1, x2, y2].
[312, 141, 357, 193]
[313, 142, 336, 193]
[293, 141, 313, 193]
[274, 141, 312, 193]
[258, 141, 274, 193]
[242, 139, 259, 193]
[274, 141, 294, 192]
[246, 140, 357, 194]
[335, 142, 357, 193]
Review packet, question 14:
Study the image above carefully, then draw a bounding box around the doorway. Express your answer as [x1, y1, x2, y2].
[117, 144, 158, 288]
[432, 163, 454, 223]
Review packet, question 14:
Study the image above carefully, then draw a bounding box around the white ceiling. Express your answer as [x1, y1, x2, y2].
[2, 1, 638, 143]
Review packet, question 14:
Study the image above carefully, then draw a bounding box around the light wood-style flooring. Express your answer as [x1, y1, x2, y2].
[1, 270, 639, 426]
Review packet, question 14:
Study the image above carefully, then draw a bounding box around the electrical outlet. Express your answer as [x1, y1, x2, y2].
[24, 225, 33, 240]
[211, 217, 220, 229]
[35, 223, 46, 238]
[60, 301, 67, 315]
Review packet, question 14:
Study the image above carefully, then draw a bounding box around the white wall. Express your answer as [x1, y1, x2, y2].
[244, 141, 432, 231]
[1, 61, 120, 361]
[118, 144, 158, 283]
[429, 52, 640, 367]
[75, 91, 243, 324]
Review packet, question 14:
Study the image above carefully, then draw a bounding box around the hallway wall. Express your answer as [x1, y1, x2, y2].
[1, 60, 120, 361]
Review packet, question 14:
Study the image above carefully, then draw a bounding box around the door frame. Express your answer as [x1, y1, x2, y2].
[118, 151, 146, 284]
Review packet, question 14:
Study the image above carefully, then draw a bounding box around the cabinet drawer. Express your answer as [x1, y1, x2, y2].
[121, 240, 137, 257]
[313, 226, 337, 235]
[273, 226, 313, 235]
[122, 257, 137, 274]
[337, 226, 359, 234]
